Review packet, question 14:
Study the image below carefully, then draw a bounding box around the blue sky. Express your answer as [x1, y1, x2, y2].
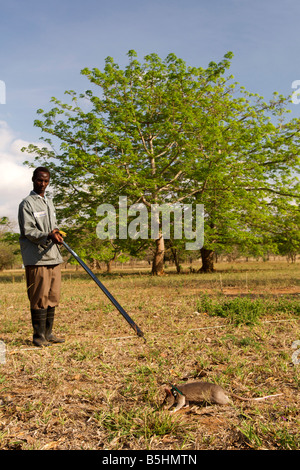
[1, 0, 300, 221]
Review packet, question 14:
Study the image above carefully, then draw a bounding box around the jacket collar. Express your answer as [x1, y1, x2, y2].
[30, 190, 49, 201]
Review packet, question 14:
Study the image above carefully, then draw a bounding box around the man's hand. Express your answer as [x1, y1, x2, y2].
[48, 229, 64, 245]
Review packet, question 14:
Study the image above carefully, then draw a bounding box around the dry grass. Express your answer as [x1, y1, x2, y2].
[0, 260, 299, 450]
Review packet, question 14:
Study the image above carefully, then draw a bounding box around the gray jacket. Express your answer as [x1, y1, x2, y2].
[18, 191, 63, 266]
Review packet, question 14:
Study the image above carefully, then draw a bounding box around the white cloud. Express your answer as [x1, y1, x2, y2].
[0, 121, 39, 227]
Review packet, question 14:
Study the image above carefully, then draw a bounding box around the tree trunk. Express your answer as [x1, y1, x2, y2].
[199, 247, 215, 273]
[170, 245, 181, 273]
[151, 235, 165, 275]
[106, 260, 112, 273]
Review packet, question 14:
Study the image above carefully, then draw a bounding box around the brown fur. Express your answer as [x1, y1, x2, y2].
[163, 381, 282, 412]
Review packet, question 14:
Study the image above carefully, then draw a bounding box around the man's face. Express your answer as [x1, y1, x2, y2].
[33, 171, 50, 196]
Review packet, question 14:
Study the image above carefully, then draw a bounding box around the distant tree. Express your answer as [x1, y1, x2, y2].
[0, 217, 20, 269]
[23, 51, 300, 273]
[0, 243, 15, 270]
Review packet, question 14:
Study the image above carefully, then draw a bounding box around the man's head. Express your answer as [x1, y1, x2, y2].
[32, 167, 50, 197]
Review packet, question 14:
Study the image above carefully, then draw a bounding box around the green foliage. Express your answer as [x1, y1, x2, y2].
[196, 294, 265, 325]
[0, 217, 21, 269]
[22, 51, 300, 266]
[94, 406, 184, 444]
[196, 294, 300, 325]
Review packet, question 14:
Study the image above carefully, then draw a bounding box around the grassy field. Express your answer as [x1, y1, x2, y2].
[0, 260, 299, 450]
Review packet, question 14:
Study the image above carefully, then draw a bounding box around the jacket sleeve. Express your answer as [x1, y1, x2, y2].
[18, 201, 49, 246]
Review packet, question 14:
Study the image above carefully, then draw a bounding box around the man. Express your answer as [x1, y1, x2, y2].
[18, 167, 65, 347]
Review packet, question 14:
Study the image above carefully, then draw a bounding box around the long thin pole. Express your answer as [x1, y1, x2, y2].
[62, 240, 145, 340]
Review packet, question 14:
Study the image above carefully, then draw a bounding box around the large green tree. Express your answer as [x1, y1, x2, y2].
[23, 51, 300, 273]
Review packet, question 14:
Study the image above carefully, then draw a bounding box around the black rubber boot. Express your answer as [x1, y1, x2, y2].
[46, 307, 65, 343]
[31, 309, 51, 347]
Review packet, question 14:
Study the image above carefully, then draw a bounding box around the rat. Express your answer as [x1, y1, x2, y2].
[163, 381, 282, 412]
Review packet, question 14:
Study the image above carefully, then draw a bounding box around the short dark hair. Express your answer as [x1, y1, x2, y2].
[32, 167, 50, 180]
